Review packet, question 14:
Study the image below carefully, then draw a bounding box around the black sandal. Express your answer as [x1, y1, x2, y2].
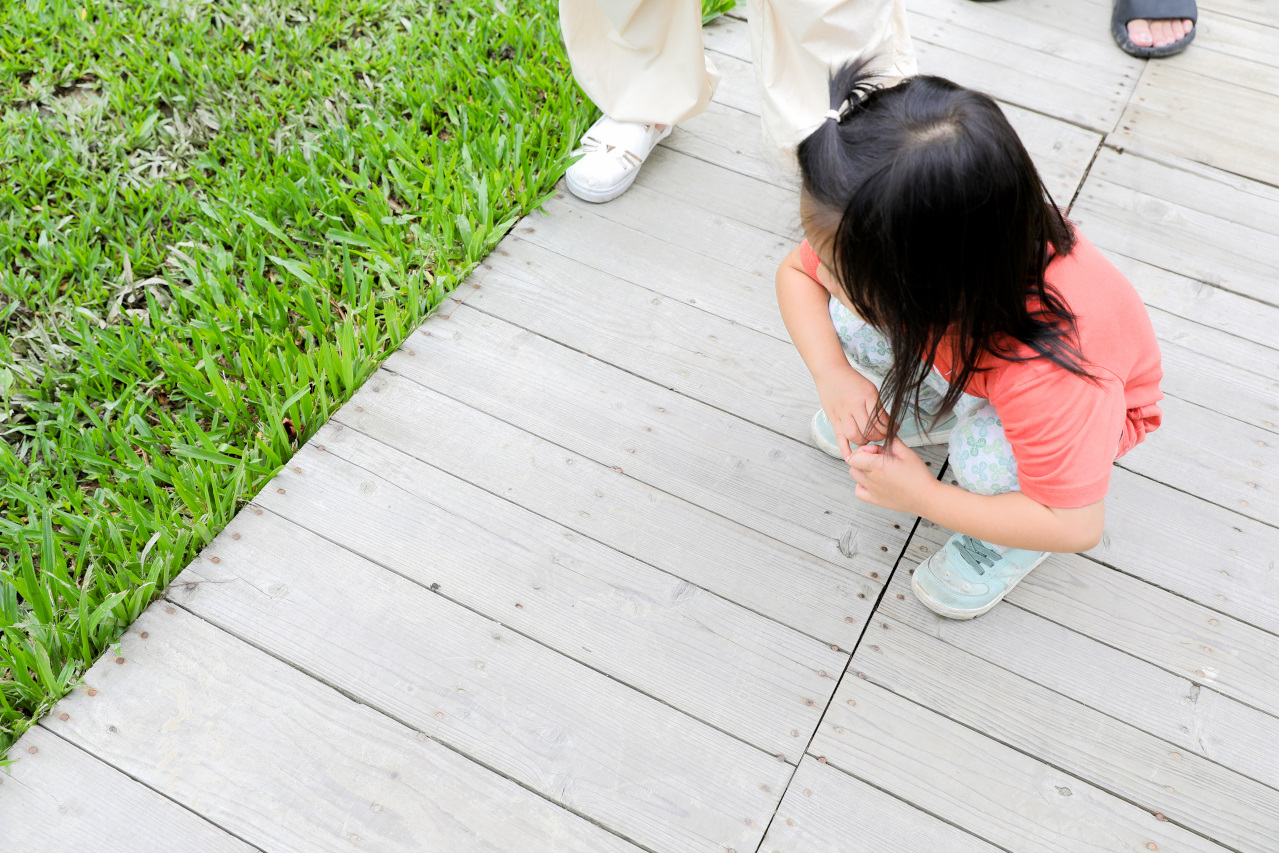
[1111, 0, 1198, 58]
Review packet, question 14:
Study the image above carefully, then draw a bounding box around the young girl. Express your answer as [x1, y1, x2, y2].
[776, 62, 1163, 620]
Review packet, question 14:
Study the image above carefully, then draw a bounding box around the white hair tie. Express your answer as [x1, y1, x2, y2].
[824, 109, 842, 122]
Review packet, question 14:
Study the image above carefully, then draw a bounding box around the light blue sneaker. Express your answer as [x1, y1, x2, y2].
[810, 408, 957, 458]
[911, 533, 1051, 619]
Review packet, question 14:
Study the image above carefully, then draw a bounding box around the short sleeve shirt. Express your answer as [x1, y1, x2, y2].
[798, 232, 1163, 508]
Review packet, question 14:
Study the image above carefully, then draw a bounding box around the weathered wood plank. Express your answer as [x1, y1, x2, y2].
[1169, 11, 1279, 85]
[1111, 57, 1279, 187]
[698, 18, 1102, 204]
[1013, 552, 1279, 716]
[47, 606, 647, 853]
[475, 242, 956, 474]
[909, 6, 1140, 132]
[760, 757, 1002, 853]
[666, 101, 797, 190]
[254, 439, 846, 758]
[812, 679, 1228, 853]
[1198, 0, 1279, 26]
[1116, 394, 1278, 527]
[1127, 259, 1279, 373]
[850, 615, 1279, 852]
[1, 726, 255, 853]
[1141, 289, 1279, 377]
[512, 196, 794, 340]
[1071, 148, 1279, 306]
[635, 146, 804, 240]
[912, 521, 1279, 716]
[1158, 332, 1279, 435]
[879, 561, 1279, 790]
[475, 238, 815, 440]
[382, 305, 916, 569]
[1095, 466, 1279, 634]
[314, 377, 876, 650]
[168, 511, 790, 853]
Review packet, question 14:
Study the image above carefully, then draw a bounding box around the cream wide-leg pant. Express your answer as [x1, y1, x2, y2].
[558, 0, 916, 171]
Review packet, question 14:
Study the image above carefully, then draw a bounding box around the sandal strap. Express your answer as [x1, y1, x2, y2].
[1113, 0, 1197, 25]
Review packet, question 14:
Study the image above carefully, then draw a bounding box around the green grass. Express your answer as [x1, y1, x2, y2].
[0, 0, 738, 757]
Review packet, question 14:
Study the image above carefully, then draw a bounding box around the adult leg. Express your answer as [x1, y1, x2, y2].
[559, 0, 720, 202]
[747, 0, 917, 175]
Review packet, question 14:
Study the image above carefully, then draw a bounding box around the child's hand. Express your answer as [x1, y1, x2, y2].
[816, 368, 887, 460]
[847, 441, 938, 515]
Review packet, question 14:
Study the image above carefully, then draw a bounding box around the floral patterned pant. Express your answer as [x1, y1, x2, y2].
[830, 297, 1020, 496]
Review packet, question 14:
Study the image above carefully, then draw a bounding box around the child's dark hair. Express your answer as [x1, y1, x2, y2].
[797, 60, 1091, 447]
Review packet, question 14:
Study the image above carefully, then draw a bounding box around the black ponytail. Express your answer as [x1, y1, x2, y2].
[796, 61, 1088, 449]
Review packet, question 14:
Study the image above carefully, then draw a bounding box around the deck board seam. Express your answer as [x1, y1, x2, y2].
[35, 674, 269, 852]
[849, 619, 1255, 853]
[241, 501, 811, 769]
[1099, 137, 1279, 196]
[750, 458, 957, 850]
[1078, 545, 1279, 642]
[496, 231, 791, 343]
[378, 332, 891, 558]
[1113, 462, 1279, 536]
[925, 595, 1279, 787]
[1065, 137, 1106, 214]
[323, 410, 862, 651]
[154, 594, 669, 853]
[750, 512, 927, 852]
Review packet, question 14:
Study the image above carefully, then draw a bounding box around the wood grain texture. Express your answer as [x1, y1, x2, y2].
[314, 378, 876, 651]
[517, 191, 793, 341]
[635, 146, 804, 240]
[1153, 313, 1279, 434]
[908, 0, 1141, 131]
[1197, 0, 1278, 26]
[759, 758, 1002, 853]
[699, 16, 1102, 204]
[812, 678, 1229, 853]
[1095, 467, 1279, 634]
[1116, 394, 1278, 527]
[913, 521, 1279, 717]
[1, 726, 255, 853]
[167, 511, 790, 853]
[665, 101, 798, 190]
[879, 562, 1279, 791]
[254, 438, 846, 758]
[46, 606, 646, 853]
[850, 615, 1279, 852]
[1190, 9, 1279, 69]
[1110, 253, 1279, 356]
[381, 305, 917, 570]
[1111, 57, 1279, 187]
[473, 237, 816, 441]
[1072, 148, 1279, 306]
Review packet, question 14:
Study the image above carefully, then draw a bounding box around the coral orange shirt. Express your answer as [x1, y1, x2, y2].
[799, 232, 1162, 508]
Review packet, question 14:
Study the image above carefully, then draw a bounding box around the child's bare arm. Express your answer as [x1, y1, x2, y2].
[776, 246, 886, 453]
[775, 246, 853, 386]
[848, 442, 1106, 552]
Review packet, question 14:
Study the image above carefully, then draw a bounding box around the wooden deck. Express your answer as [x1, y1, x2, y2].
[5, 2, 1279, 850]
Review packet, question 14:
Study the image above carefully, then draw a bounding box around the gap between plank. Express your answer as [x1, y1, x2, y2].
[325, 409, 864, 652]
[854, 614, 1254, 853]
[748, 460, 964, 851]
[155, 594, 668, 853]
[34, 686, 266, 853]
[243, 500, 805, 769]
